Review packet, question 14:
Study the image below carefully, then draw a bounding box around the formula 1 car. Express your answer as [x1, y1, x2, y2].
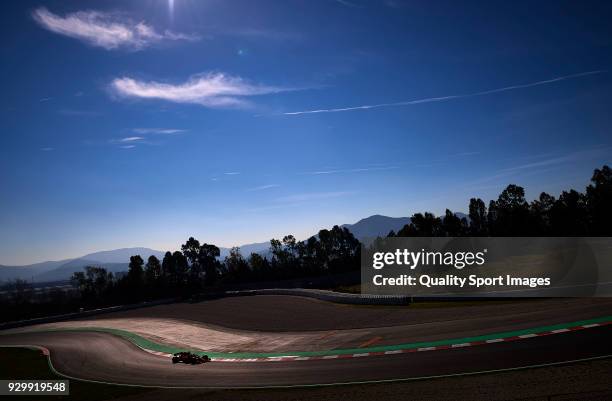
[172, 352, 211, 364]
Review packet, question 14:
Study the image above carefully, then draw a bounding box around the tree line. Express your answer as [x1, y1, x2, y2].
[69, 225, 361, 306]
[390, 165, 612, 237]
[1, 165, 610, 322]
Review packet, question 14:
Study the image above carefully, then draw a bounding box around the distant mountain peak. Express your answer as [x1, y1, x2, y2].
[342, 215, 411, 241]
[79, 247, 166, 264]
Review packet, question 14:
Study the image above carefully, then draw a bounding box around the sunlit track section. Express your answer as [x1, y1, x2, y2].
[131, 318, 612, 363]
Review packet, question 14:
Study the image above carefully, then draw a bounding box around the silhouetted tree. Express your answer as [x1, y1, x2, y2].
[397, 212, 441, 236]
[301, 236, 323, 276]
[145, 255, 161, 282]
[199, 244, 221, 286]
[586, 165, 612, 234]
[172, 251, 189, 288]
[127, 255, 144, 285]
[161, 251, 189, 291]
[530, 192, 556, 234]
[468, 198, 487, 235]
[487, 200, 497, 233]
[270, 238, 293, 274]
[550, 190, 589, 235]
[224, 247, 250, 282]
[181, 237, 203, 286]
[317, 226, 360, 273]
[145, 255, 162, 295]
[248, 252, 271, 280]
[124, 255, 145, 300]
[489, 185, 530, 235]
[161, 251, 175, 288]
[441, 209, 466, 236]
[71, 266, 114, 306]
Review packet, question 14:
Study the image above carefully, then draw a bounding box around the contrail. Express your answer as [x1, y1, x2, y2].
[283, 70, 606, 116]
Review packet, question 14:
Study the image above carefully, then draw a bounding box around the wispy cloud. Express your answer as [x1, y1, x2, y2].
[498, 156, 576, 174]
[246, 184, 280, 192]
[133, 128, 187, 135]
[468, 147, 611, 186]
[110, 72, 292, 108]
[109, 130, 186, 149]
[39, 97, 52, 102]
[224, 172, 241, 175]
[276, 191, 354, 203]
[303, 166, 399, 175]
[497, 147, 610, 174]
[32, 7, 199, 50]
[109, 136, 145, 149]
[40, 147, 54, 152]
[283, 70, 606, 116]
[119, 136, 144, 142]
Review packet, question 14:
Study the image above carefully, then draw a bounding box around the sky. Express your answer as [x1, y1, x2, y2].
[1, 0, 611, 265]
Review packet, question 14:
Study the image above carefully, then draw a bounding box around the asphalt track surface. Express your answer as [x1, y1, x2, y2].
[81, 296, 612, 332]
[0, 325, 610, 388]
[35, 296, 608, 354]
[3, 297, 611, 356]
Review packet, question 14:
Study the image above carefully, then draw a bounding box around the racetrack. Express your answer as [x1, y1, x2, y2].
[1, 295, 611, 388]
[0, 326, 610, 388]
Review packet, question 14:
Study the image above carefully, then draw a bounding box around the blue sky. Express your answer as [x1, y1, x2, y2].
[1, 0, 611, 265]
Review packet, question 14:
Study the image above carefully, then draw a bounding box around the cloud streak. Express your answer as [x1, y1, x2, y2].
[246, 184, 280, 192]
[304, 166, 399, 175]
[283, 71, 606, 116]
[119, 136, 144, 142]
[467, 147, 611, 186]
[498, 147, 611, 174]
[109, 136, 145, 149]
[111, 72, 291, 108]
[32, 7, 198, 50]
[133, 128, 187, 135]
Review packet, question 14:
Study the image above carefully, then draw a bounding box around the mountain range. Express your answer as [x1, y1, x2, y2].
[0, 214, 463, 283]
[342, 214, 412, 245]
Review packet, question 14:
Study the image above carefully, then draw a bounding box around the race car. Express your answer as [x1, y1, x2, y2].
[172, 352, 211, 364]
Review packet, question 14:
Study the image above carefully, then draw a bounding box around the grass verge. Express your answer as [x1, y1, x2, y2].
[0, 347, 150, 401]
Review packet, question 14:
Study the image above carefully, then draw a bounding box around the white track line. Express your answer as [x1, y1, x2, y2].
[85, 320, 612, 363]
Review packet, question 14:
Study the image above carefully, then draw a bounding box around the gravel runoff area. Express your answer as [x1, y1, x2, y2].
[78, 296, 612, 331]
[4, 317, 346, 353]
[4, 296, 612, 354]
